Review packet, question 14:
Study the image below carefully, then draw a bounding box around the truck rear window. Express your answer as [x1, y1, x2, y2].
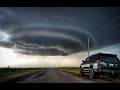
[100, 56, 119, 61]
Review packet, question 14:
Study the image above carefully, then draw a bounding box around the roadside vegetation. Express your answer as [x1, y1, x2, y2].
[59, 67, 80, 74]
[0, 68, 45, 82]
[59, 67, 120, 83]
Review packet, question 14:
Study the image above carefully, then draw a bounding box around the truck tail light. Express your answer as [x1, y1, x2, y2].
[97, 60, 101, 64]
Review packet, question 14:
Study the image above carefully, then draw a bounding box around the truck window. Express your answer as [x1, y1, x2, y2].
[100, 56, 119, 61]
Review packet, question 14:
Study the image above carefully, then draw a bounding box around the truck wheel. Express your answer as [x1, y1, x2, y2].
[80, 67, 84, 76]
[89, 67, 97, 79]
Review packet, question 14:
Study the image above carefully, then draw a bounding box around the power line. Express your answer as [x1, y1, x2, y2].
[95, 15, 120, 33]
[95, 23, 120, 38]
[92, 15, 120, 39]
[93, 15, 120, 39]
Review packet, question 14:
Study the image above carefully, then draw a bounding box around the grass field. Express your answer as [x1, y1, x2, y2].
[0, 68, 45, 82]
[59, 67, 80, 74]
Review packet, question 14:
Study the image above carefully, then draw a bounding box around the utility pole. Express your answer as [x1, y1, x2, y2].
[88, 37, 90, 57]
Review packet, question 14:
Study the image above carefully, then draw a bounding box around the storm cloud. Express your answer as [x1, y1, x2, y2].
[0, 7, 120, 56]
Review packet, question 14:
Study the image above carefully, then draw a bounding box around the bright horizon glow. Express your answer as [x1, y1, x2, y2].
[0, 46, 82, 68]
[0, 43, 120, 68]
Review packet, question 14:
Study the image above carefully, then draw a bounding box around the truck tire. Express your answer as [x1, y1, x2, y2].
[89, 67, 97, 79]
[80, 67, 84, 76]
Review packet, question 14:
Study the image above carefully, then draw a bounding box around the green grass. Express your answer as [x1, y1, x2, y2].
[59, 67, 80, 74]
[0, 68, 45, 82]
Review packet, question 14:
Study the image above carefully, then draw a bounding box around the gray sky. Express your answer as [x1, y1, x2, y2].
[0, 7, 120, 67]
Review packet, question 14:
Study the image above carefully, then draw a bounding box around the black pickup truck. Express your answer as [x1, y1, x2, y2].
[80, 53, 120, 79]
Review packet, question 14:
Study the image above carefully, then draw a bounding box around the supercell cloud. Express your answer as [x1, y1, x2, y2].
[0, 7, 120, 56]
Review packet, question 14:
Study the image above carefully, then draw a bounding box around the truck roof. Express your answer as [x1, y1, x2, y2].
[91, 53, 117, 57]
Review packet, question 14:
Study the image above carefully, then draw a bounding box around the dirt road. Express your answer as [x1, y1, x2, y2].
[19, 69, 96, 83]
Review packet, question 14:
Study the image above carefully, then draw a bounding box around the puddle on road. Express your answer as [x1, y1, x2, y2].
[19, 72, 46, 82]
[34, 72, 46, 78]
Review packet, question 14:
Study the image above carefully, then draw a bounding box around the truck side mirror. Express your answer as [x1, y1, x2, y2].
[82, 60, 85, 62]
